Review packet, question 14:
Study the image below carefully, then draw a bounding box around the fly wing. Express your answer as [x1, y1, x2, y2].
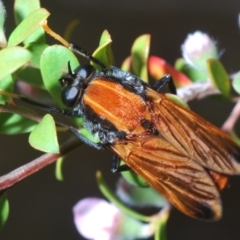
[111, 136, 222, 220]
[146, 88, 240, 174]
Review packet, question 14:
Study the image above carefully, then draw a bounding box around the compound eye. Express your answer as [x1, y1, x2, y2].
[61, 86, 80, 107]
[75, 65, 94, 79]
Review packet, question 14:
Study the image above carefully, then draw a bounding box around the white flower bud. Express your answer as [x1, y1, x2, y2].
[181, 31, 218, 70]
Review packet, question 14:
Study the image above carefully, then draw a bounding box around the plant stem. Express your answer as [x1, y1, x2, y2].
[0, 103, 42, 122]
[0, 137, 81, 190]
[177, 81, 220, 102]
[222, 99, 240, 132]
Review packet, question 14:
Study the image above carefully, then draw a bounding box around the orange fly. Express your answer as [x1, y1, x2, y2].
[4, 22, 240, 221]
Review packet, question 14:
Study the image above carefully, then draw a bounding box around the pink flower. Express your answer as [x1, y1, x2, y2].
[181, 31, 218, 70]
[73, 197, 154, 240]
[73, 198, 120, 240]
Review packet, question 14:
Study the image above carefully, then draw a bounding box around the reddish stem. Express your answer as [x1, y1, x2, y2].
[222, 100, 240, 132]
[0, 137, 81, 190]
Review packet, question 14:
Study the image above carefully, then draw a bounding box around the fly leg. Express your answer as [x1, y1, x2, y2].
[152, 74, 176, 94]
[66, 127, 103, 150]
[111, 155, 130, 173]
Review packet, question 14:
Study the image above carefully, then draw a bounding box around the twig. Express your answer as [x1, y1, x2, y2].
[177, 81, 220, 102]
[0, 103, 82, 190]
[222, 99, 240, 132]
[0, 136, 81, 190]
[0, 103, 42, 123]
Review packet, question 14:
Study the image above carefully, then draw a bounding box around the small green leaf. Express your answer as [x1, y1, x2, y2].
[0, 0, 7, 48]
[0, 47, 32, 80]
[79, 128, 100, 143]
[229, 131, 240, 146]
[131, 34, 151, 81]
[14, 0, 45, 45]
[120, 165, 149, 188]
[207, 58, 230, 97]
[72, 117, 84, 128]
[165, 93, 189, 109]
[8, 8, 50, 47]
[0, 113, 37, 134]
[55, 157, 65, 181]
[155, 206, 170, 240]
[121, 56, 132, 72]
[175, 58, 208, 82]
[92, 30, 113, 69]
[232, 72, 240, 95]
[29, 114, 59, 153]
[26, 42, 48, 67]
[40, 45, 79, 107]
[14, 0, 41, 25]
[0, 75, 13, 104]
[118, 179, 168, 208]
[17, 67, 44, 88]
[0, 193, 9, 230]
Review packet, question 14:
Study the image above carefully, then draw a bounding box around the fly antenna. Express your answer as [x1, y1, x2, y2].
[67, 61, 74, 76]
[0, 89, 63, 114]
[68, 43, 107, 72]
[40, 20, 108, 73]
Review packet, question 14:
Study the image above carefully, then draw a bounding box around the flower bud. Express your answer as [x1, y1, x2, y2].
[181, 31, 218, 70]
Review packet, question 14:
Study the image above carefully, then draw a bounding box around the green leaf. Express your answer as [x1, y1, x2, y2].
[155, 207, 170, 240]
[118, 179, 168, 208]
[121, 56, 132, 72]
[0, 47, 32, 80]
[40, 45, 79, 107]
[0, 113, 37, 134]
[175, 58, 208, 82]
[8, 8, 50, 47]
[165, 93, 189, 109]
[0, 0, 6, 48]
[207, 58, 230, 97]
[79, 128, 100, 143]
[229, 131, 240, 146]
[14, 0, 41, 25]
[26, 42, 48, 67]
[120, 165, 149, 188]
[14, 0, 45, 45]
[131, 34, 151, 82]
[232, 72, 240, 95]
[0, 75, 13, 104]
[92, 30, 113, 69]
[55, 157, 65, 181]
[29, 114, 59, 153]
[17, 67, 44, 88]
[0, 193, 9, 230]
[72, 117, 84, 128]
